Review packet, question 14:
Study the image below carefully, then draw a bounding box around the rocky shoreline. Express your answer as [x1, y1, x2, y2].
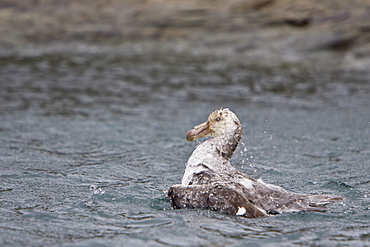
[1, 0, 369, 69]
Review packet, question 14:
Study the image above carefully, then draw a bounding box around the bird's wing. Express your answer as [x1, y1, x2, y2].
[168, 183, 267, 218]
[242, 178, 343, 213]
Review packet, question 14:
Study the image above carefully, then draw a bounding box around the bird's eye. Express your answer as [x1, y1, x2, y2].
[215, 117, 221, 121]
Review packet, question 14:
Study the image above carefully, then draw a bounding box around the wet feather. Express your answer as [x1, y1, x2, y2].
[168, 108, 343, 218]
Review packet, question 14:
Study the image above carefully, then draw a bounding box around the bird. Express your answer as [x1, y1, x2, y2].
[168, 108, 343, 218]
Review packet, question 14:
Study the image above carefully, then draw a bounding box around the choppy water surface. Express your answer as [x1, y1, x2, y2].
[0, 51, 369, 246]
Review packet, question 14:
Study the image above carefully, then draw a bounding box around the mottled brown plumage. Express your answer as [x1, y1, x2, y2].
[168, 108, 343, 218]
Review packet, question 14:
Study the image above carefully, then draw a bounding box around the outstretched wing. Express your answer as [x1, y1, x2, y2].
[170, 169, 342, 216]
[240, 177, 343, 214]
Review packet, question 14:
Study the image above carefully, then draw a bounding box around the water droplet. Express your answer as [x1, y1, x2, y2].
[90, 184, 105, 195]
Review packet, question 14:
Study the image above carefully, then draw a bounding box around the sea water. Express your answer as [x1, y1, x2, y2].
[0, 51, 369, 246]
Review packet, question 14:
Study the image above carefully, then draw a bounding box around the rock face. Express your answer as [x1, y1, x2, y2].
[0, 0, 369, 67]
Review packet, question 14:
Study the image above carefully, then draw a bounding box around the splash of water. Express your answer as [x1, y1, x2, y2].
[90, 184, 105, 195]
[239, 141, 255, 169]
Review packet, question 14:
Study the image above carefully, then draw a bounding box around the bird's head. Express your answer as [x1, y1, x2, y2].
[186, 108, 241, 142]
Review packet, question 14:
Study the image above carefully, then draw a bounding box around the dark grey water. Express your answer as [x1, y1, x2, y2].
[0, 50, 369, 246]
